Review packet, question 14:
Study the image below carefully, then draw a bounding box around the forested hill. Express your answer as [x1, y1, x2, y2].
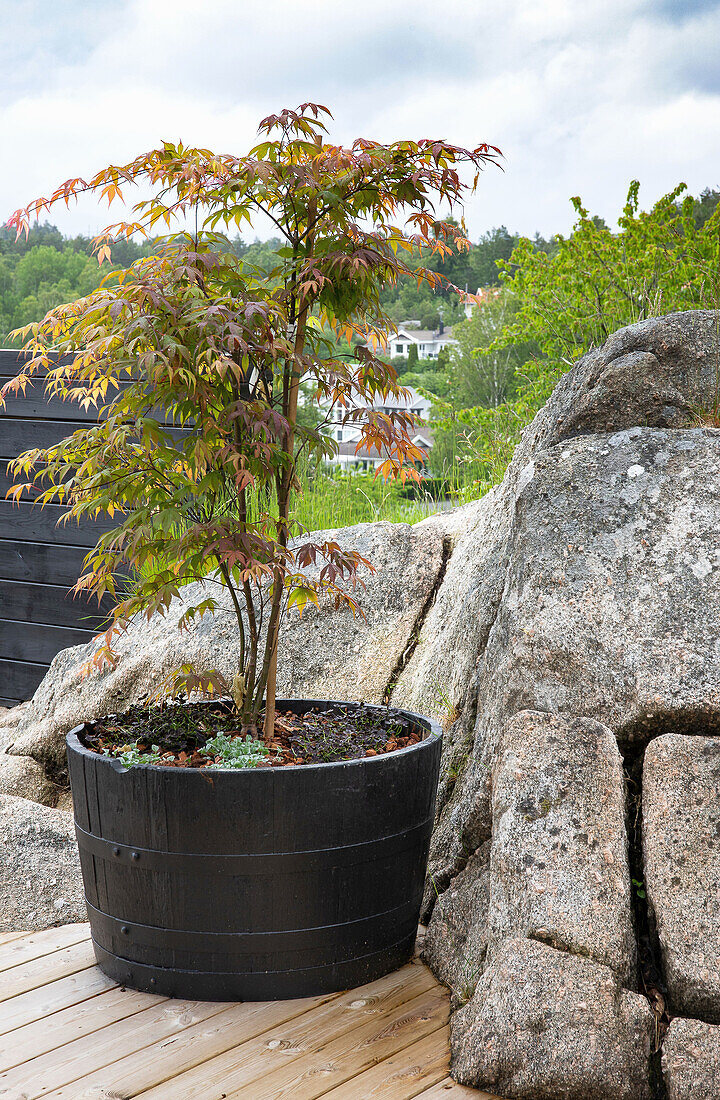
[0, 224, 156, 346]
[0, 220, 544, 346]
[3, 184, 718, 348]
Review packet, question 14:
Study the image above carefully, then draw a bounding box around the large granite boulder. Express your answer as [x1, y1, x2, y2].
[451, 937, 655, 1100]
[406, 423, 720, 908]
[530, 309, 720, 445]
[392, 309, 720, 715]
[0, 795, 85, 931]
[643, 734, 720, 1021]
[409, 311, 720, 1094]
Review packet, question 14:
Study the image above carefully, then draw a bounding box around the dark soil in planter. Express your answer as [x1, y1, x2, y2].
[79, 699, 423, 768]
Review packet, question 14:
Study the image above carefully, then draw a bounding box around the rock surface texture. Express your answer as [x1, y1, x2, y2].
[489, 712, 636, 984]
[0, 795, 85, 931]
[643, 734, 720, 1022]
[662, 1018, 720, 1100]
[451, 938, 655, 1100]
[423, 842, 491, 1004]
[3, 310, 720, 1094]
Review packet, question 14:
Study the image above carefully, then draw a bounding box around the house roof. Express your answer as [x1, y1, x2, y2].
[394, 328, 454, 344]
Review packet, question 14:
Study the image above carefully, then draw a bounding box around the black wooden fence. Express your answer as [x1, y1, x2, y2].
[0, 350, 115, 705]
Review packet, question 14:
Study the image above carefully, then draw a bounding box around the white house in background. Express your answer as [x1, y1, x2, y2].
[382, 321, 457, 360]
[463, 286, 502, 319]
[322, 386, 433, 472]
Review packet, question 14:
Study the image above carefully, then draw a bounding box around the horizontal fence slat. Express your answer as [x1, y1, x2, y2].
[0, 351, 167, 703]
[0, 469, 75, 502]
[0, 417, 189, 459]
[0, 417, 100, 458]
[0, 350, 69, 377]
[0, 659, 48, 700]
[0, 501, 115, 547]
[0, 389, 110, 421]
[0, 540, 91, 585]
[0, 580, 112, 630]
[0, 619, 96, 663]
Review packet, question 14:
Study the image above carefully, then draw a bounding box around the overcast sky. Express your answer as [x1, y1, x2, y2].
[2, 0, 719, 243]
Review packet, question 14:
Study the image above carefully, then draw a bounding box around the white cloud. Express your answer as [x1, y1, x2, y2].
[1, 0, 719, 241]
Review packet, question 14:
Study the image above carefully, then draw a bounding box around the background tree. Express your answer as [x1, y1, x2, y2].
[498, 181, 720, 401]
[447, 288, 531, 409]
[431, 180, 720, 498]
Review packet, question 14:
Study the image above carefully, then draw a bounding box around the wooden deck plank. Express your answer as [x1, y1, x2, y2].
[0, 965, 116, 1037]
[220, 987, 448, 1100]
[0, 939, 96, 1003]
[317, 1029, 450, 1099]
[0, 999, 228, 1098]
[414, 1077, 498, 1099]
[0, 923, 504, 1100]
[0, 932, 30, 945]
[0, 986, 168, 1073]
[132, 961, 437, 1100]
[37, 993, 343, 1099]
[0, 923, 89, 972]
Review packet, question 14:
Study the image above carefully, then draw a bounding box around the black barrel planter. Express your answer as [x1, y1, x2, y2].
[66, 699, 442, 1001]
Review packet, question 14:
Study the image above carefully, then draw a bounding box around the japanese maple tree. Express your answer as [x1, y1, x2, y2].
[4, 104, 500, 740]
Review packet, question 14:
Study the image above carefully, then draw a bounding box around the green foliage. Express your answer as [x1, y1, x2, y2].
[440, 181, 720, 495]
[406, 343, 419, 368]
[203, 731, 270, 768]
[500, 181, 719, 372]
[8, 180, 718, 548]
[101, 731, 269, 768]
[102, 741, 168, 767]
[377, 224, 522, 327]
[0, 223, 157, 345]
[426, 288, 533, 487]
[397, 367, 451, 400]
[447, 289, 531, 408]
[294, 469, 442, 530]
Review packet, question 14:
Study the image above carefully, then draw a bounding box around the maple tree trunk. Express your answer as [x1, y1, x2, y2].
[262, 303, 308, 743]
[263, 187, 319, 742]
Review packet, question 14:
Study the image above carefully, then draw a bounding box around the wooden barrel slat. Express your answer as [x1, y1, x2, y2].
[67, 699, 442, 1001]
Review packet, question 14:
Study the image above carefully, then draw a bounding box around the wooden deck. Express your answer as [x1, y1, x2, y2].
[0, 925, 500, 1100]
